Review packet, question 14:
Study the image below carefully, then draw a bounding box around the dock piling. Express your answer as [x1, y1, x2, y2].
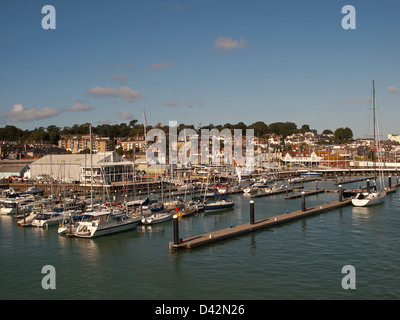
[173, 215, 179, 245]
[339, 185, 343, 202]
[250, 200, 255, 225]
[301, 192, 306, 211]
[388, 176, 391, 190]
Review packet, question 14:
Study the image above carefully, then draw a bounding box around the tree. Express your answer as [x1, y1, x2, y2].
[299, 124, 310, 133]
[249, 121, 268, 136]
[129, 119, 138, 128]
[46, 125, 60, 144]
[29, 127, 49, 142]
[334, 127, 353, 143]
[269, 122, 297, 137]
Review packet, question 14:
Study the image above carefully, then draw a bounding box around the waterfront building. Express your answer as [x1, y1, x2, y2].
[388, 134, 400, 144]
[29, 151, 133, 184]
[58, 134, 115, 154]
[0, 162, 30, 178]
[117, 135, 146, 153]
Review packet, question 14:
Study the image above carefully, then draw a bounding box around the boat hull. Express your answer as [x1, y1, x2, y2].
[351, 191, 386, 207]
[204, 202, 234, 212]
[74, 218, 140, 238]
[141, 213, 172, 225]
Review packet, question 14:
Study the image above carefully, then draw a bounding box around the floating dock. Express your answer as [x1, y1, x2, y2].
[284, 189, 326, 199]
[334, 176, 374, 185]
[169, 198, 352, 250]
[250, 188, 291, 198]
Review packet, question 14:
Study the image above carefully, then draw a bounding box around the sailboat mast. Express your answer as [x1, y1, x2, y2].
[372, 80, 377, 182]
[90, 123, 93, 208]
[143, 110, 150, 198]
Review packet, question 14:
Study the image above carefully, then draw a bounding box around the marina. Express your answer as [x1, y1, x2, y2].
[1, 0, 400, 303]
[1, 175, 400, 299]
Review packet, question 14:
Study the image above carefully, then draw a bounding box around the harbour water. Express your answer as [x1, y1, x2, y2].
[1, 179, 400, 300]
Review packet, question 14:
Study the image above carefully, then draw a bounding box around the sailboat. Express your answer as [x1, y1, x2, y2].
[73, 209, 142, 238]
[352, 80, 386, 207]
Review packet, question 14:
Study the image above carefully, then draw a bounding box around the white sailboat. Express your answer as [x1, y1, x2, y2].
[141, 211, 172, 225]
[74, 209, 141, 238]
[351, 189, 386, 207]
[352, 80, 386, 207]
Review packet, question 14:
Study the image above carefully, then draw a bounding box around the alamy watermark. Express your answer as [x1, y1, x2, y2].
[40, 4, 356, 31]
[341, 265, 356, 290]
[41, 265, 56, 290]
[146, 120, 255, 173]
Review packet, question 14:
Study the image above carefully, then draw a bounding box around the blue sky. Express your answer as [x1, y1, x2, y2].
[1, 0, 399, 139]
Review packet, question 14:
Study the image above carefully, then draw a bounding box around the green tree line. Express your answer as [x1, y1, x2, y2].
[0, 121, 353, 144]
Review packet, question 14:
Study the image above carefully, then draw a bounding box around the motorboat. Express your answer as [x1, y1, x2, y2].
[288, 177, 304, 184]
[58, 213, 95, 234]
[0, 196, 36, 215]
[185, 200, 203, 212]
[299, 171, 323, 177]
[163, 198, 184, 211]
[243, 186, 257, 194]
[217, 187, 227, 194]
[53, 198, 85, 213]
[16, 207, 42, 227]
[25, 186, 44, 196]
[264, 184, 285, 193]
[32, 211, 74, 227]
[74, 210, 141, 238]
[141, 211, 172, 225]
[15, 198, 53, 219]
[126, 197, 149, 208]
[1, 188, 23, 198]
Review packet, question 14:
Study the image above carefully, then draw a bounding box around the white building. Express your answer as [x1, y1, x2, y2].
[30, 151, 133, 184]
[388, 134, 400, 143]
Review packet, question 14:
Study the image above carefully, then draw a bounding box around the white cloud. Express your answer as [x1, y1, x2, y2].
[346, 97, 371, 104]
[151, 61, 172, 71]
[104, 62, 119, 68]
[387, 86, 399, 94]
[87, 86, 145, 102]
[125, 63, 137, 71]
[2, 104, 60, 122]
[163, 100, 202, 108]
[213, 36, 247, 51]
[168, 5, 181, 11]
[109, 74, 128, 84]
[162, 100, 178, 107]
[118, 110, 135, 120]
[61, 101, 93, 112]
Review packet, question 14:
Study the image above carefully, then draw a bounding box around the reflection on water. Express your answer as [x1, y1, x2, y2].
[1, 179, 400, 299]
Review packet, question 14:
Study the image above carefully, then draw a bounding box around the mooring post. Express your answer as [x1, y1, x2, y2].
[388, 176, 391, 190]
[366, 179, 370, 189]
[173, 214, 179, 245]
[339, 185, 343, 202]
[301, 191, 306, 212]
[69, 212, 72, 234]
[250, 200, 255, 225]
